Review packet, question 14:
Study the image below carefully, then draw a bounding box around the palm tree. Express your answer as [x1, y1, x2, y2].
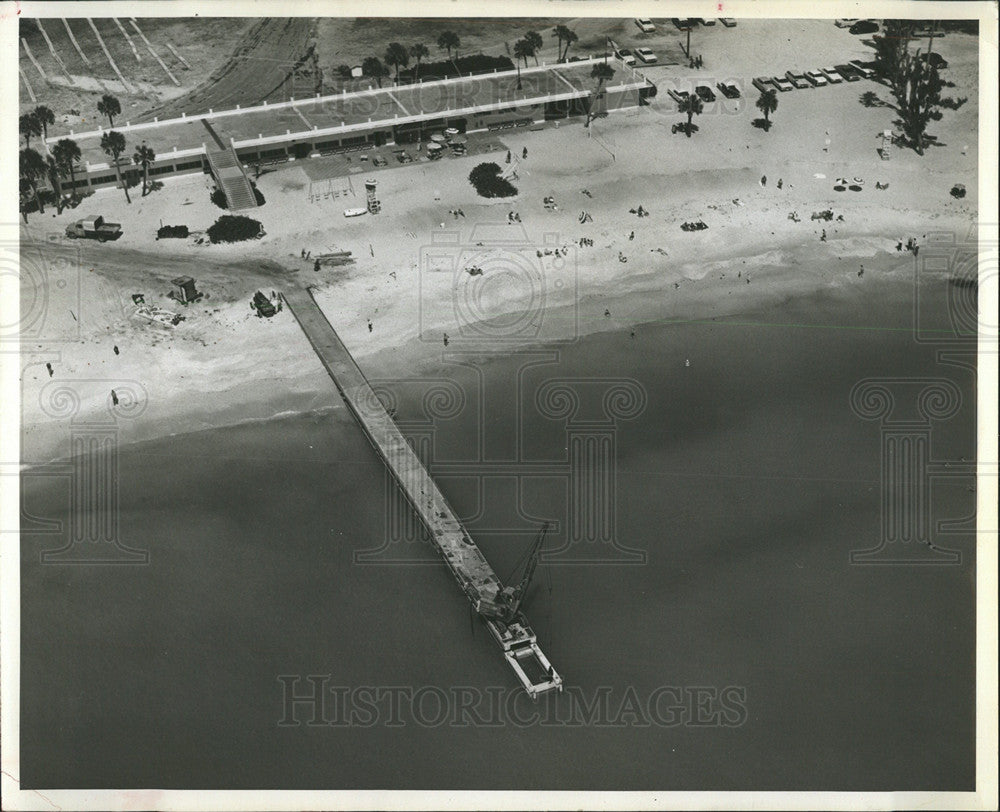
[97, 94, 121, 127]
[512, 39, 531, 89]
[52, 138, 82, 202]
[100, 130, 130, 204]
[362, 56, 389, 88]
[384, 42, 409, 84]
[19, 112, 41, 148]
[678, 94, 704, 137]
[524, 31, 543, 65]
[33, 105, 55, 140]
[19, 148, 47, 218]
[133, 142, 156, 196]
[552, 25, 572, 60]
[411, 42, 429, 80]
[755, 89, 778, 131]
[46, 155, 64, 212]
[586, 63, 616, 126]
[561, 29, 579, 61]
[437, 30, 460, 61]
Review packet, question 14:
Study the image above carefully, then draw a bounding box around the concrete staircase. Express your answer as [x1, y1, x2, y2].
[205, 146, 258, 211]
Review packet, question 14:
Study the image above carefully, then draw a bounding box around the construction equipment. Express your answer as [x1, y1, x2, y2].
[483, 522, 550, 625]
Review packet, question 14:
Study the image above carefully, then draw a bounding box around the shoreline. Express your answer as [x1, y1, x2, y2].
[20, 235, 936, 470]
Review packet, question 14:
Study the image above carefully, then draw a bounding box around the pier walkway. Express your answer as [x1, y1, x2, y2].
[285, 287, 562, 697]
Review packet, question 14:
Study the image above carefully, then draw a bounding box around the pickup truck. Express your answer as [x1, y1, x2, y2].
[65, 215, 122, 241]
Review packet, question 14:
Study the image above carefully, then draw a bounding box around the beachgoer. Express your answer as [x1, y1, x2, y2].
[777, 178, 783, 189]
[300, 248, 305, 258]
[314, 259, 320, 272]
[604, 309, 611, 318]
[111, 389, 119, 406]
[630, 329, 635, 340]
[761, 175, 767, 187]
[821, 229, 826, 242]
[858, 265, 864, 277]
[443, 333, 449, 347]
[113, 345, 119, 355]
[506, 150, 511, 164]
[629, 231, 635, 241]
[522, 147, 528, 159]
[368, 320, 373, 333]
[46, 362, 53, 377]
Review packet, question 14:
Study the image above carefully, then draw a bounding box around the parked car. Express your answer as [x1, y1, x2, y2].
[65, 214, 122, 241]
[835, 63, 861, 81]
[820, 66, 844, 83]
[848, 60, 875, 79]
[672, 18, 692, 31]
[667, 88, 690, 103]
[697, 18, 716, 26]
[716, 81, 741, 99]
[615, 48, 636, 66]
[849, 20, 879, 35]
[772, 75, 795, 92]
[805, 70, 829, 87]
[372, 155, 388, 167]
[635, 47, 657, 64]
[719, 18, 737, 27]
[834, 19, 857, 28]
[695, 85, 716, 102]
[635, 18, 655, 33]
[752, 76, 774, 93]
[784, 71, 811, 89]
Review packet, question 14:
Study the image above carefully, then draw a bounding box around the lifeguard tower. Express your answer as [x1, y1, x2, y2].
[365, 179, 381, 214]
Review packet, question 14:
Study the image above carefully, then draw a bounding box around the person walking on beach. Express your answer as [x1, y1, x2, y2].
[45, 362, 53, 377]
[368, 319, 373, 333]
[761, 175, 767, 187]
[506, 150, 511, 164]
[314, 259, 321, 272]
[443, 333, 449, 347]
[111, 389, 119, 406]
[522, 147, 528, 159]
[858, 265, 864, 278]
[604, 309, 611, 318]
[629, 231, 634, 241]
[113, 345, 119, 356]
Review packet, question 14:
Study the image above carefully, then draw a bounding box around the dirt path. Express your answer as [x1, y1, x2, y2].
[136, 18, 314, 123]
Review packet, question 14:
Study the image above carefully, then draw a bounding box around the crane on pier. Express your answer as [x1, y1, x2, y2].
[485, 522, 550, 625]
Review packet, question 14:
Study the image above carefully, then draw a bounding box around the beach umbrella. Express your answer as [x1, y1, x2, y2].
[430, 133, 447, 143]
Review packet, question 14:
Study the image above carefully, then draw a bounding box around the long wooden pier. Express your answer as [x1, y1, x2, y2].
[284, 288, 562, 697]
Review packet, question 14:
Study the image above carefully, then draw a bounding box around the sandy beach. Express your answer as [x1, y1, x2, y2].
[19, 20, 979, 464]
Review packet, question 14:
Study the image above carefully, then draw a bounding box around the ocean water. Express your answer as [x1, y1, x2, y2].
[20, 272, 976, 790]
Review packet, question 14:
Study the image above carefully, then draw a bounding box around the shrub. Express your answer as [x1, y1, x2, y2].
[468, 162, 517, 198]
[157, 224, 189, 239]
[399, 54, 514, 83]
[207, 215, 264, 243]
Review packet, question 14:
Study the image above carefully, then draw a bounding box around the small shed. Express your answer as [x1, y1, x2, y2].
[170, 276, 201, 304]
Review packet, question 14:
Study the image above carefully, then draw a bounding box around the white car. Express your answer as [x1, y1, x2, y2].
[805, 70, 829, 87]
[635, 18, 655, 33]
[719, 18, 737, 27]
[635, 47, 657, 64]
[697, 18, 716, 26]
[834, 19, 857, 28]
[821, 66, 843, 83]
[615, 48, 636, 66]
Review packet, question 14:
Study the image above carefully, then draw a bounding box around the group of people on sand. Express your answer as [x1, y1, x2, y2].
[507, 211, 522, 224]
[897, 236, 923, 256]
[688, 54, 704, 69]
[449, 208, 466, 218]
[578, 237, 594, 247]
[629, 205, 649, 217]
